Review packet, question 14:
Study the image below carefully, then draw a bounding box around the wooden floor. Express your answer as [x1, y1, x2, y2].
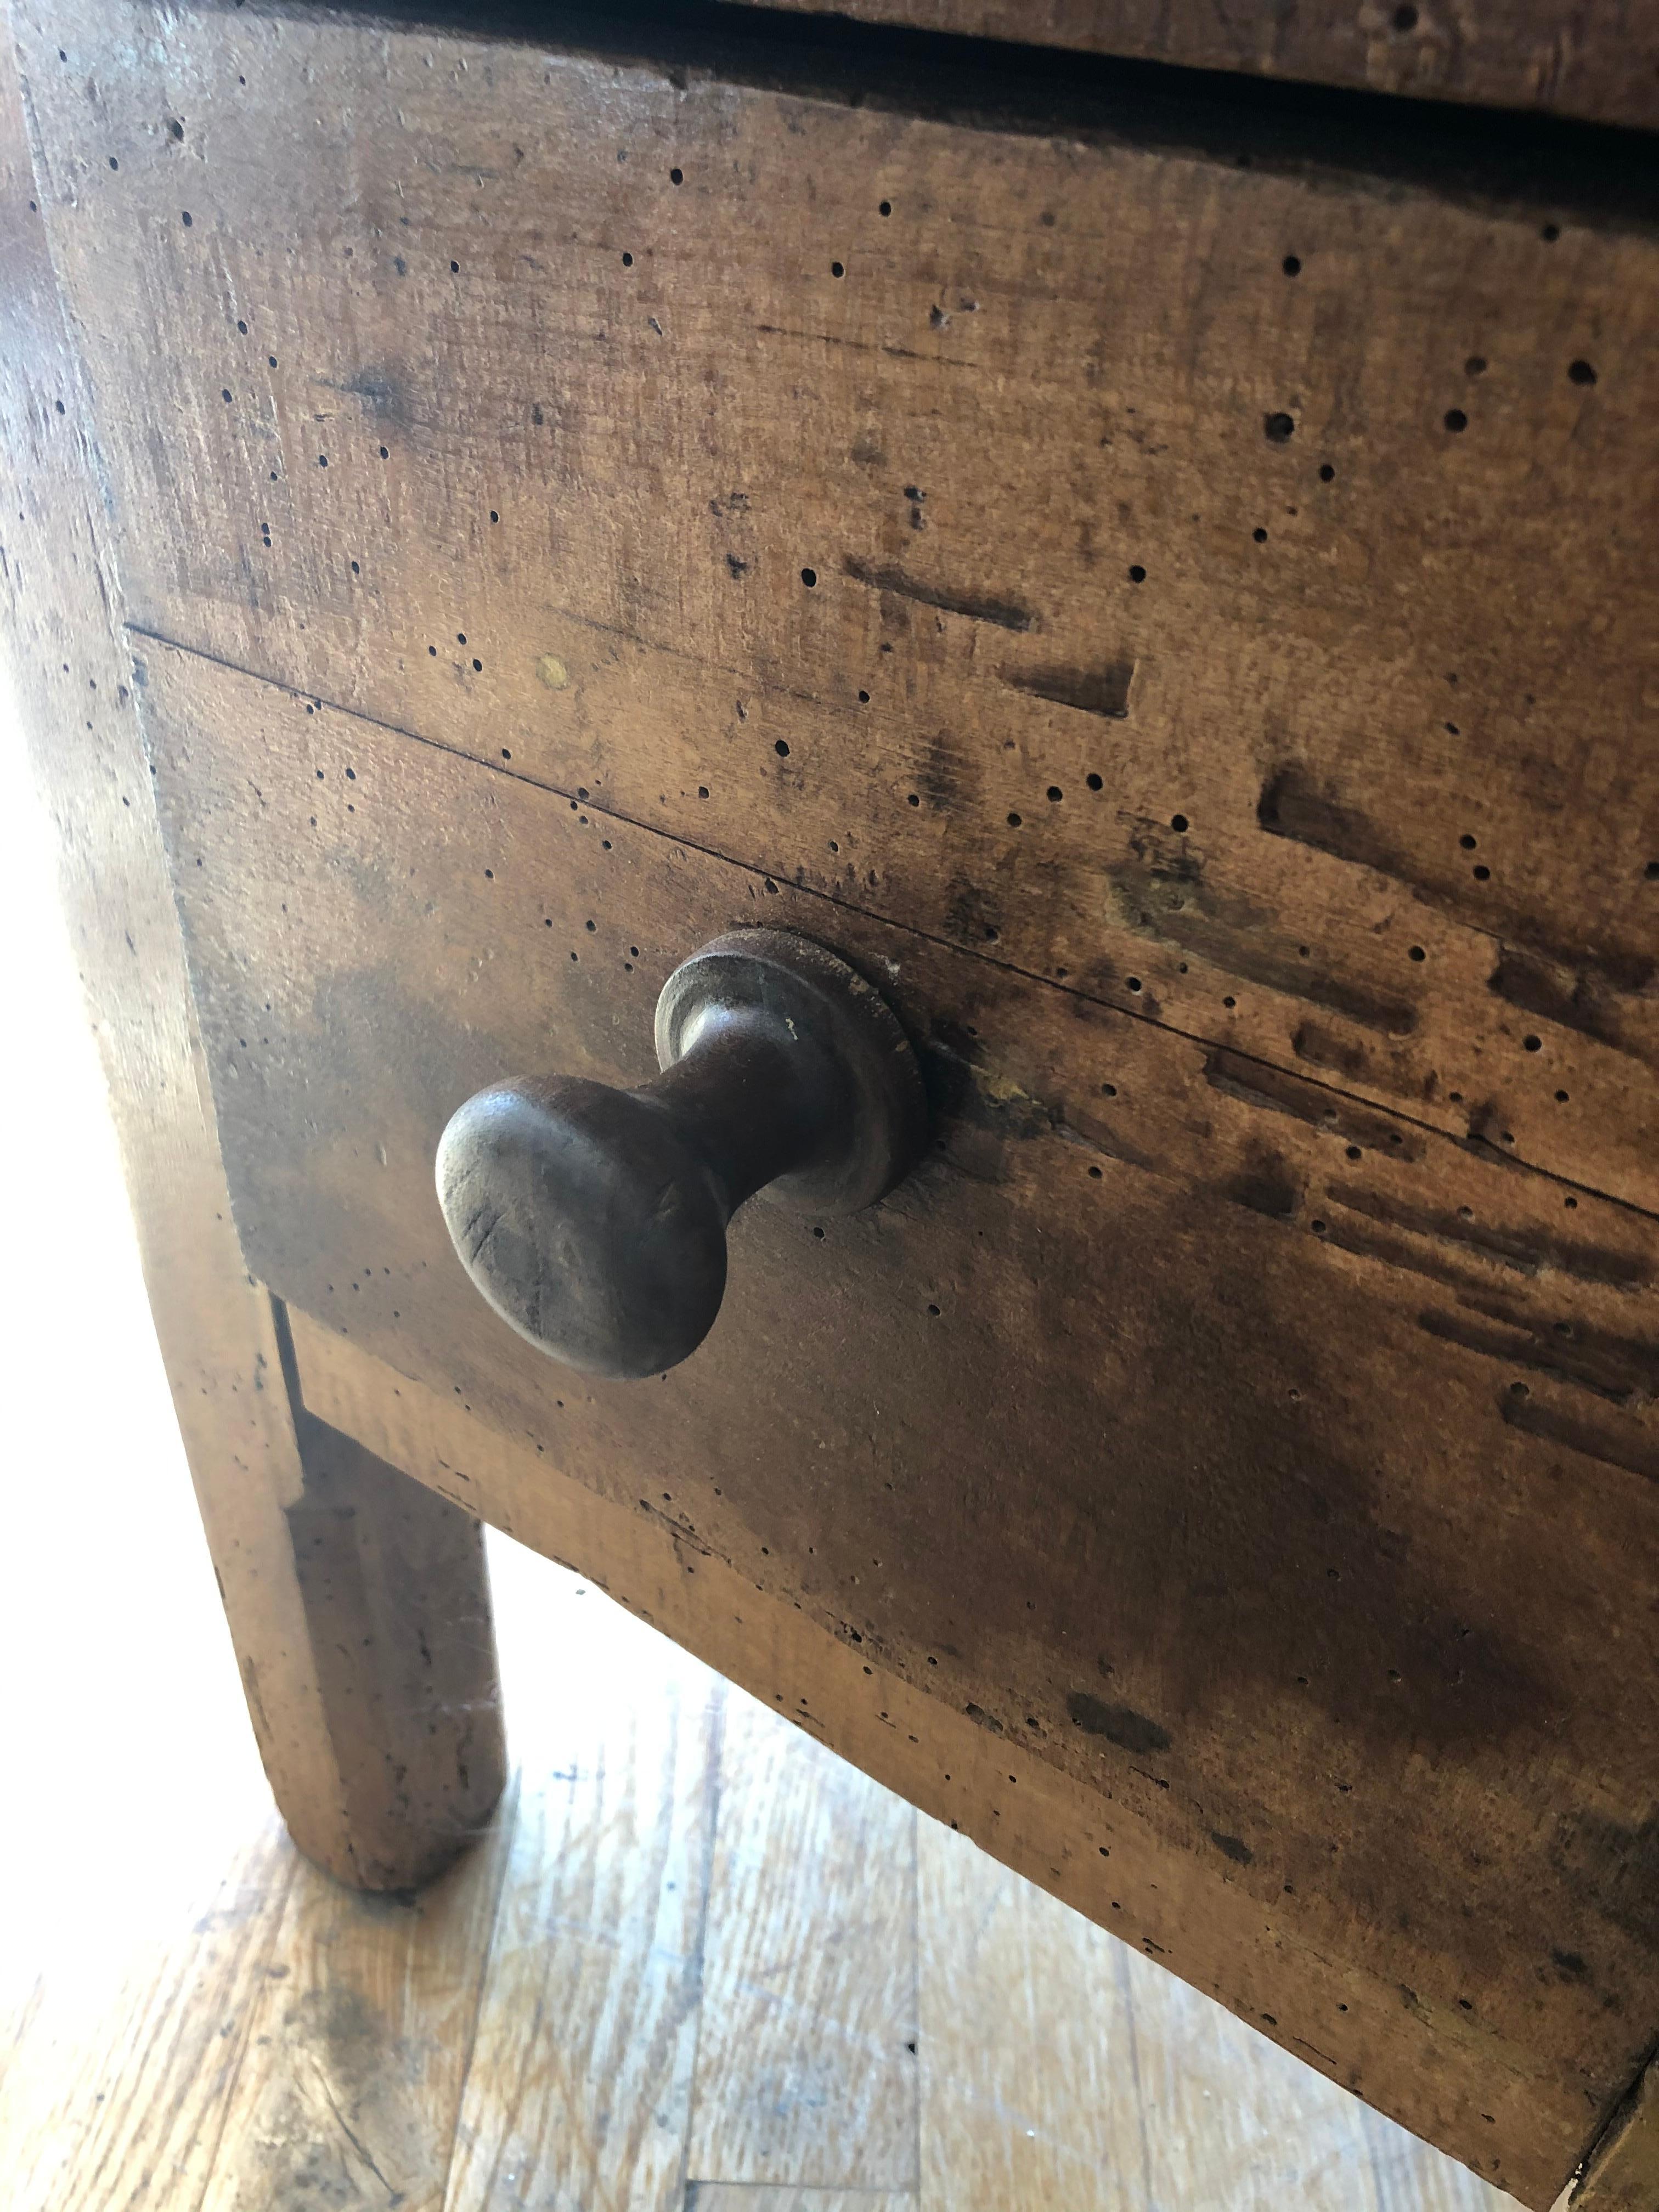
[0, 709, 1521, 2211]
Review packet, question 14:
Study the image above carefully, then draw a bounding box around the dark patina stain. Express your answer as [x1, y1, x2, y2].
[843, 554, 1035, 633]
[1500, 1391, 1659, 1483]
[1259, 765, 1415, 878]
[1417, 1306, 1659, 1406]
[1107, 834, 1414, 1037]
[1210, 1830, 1254, 1865]
[942, 874, 1006, 953]
[922, 1026, 1061, 1182]
[1204, 1048, 1425, 1160]
[1066, 1692, 1172, 1754]
[1262, 767, 1656, 997]
[1001, 659, 1134, 719]
[914, 727, 969, 813]
[320, 367, 403, 421]
[1291, 1021, 1371, 1078]
[1328, 1182, 1650, 1291]
[1224, 1148, 1302, 1221]
[1488, 945, 1652, 1057]
[1550, 1805, 1659, 1950]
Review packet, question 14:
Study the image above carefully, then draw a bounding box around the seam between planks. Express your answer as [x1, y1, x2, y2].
[185, 1842, 303, 2212]
[124, 619, 1659, 1234]
[437, 1769, 525, 2212]
[677, 1684, 730, 2212]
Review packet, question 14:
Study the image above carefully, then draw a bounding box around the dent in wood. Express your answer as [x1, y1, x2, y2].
[843, 554, 1036, 632]
[1000, 658, 1134, 719]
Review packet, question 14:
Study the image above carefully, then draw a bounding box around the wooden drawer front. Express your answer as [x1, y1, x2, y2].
[24, 5, 1659, 2204]
[29, 8, 1659, 1216]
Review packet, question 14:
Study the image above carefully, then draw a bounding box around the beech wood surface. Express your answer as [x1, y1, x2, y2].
[724, 0, 1659, 132]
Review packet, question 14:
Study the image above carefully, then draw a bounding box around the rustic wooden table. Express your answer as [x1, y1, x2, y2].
[4, 4, 1655, 2205]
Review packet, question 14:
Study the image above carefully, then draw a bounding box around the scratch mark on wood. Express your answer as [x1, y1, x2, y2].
[843, 555, 1035, 632]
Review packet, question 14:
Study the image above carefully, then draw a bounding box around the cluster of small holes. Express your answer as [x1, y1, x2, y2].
[184, 155, 1607, 1322]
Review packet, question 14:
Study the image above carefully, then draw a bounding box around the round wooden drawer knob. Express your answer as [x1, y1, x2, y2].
[436, 928, 927, 1379]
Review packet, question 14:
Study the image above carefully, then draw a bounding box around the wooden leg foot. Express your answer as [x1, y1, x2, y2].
[279, 1410, 507, 1891]
[205, 1294, 507, 1892]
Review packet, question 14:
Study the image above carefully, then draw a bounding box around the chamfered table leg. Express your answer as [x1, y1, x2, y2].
[0, 57, 504, 1894]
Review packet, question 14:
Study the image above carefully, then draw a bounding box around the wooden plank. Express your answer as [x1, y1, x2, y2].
[23, 0, 1659, 1217]
[288, 1309, 1634, 2211]
[1564, 2053, 1659, 2212]
[687, 1691, 918, 2189]
[196, 1788, 515, 2212]
[0, 6, 506, 1895]
[689, 2193, 913, 2211]
[1, 1825, 298, 2212]
[915, 1816, 1517, 2211]
[444, 1544, 722, 2212]
[723, 0, 1659, 132]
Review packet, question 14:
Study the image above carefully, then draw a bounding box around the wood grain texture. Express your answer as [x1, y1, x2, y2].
[147, 634, 1659, 2208]
[1566, 2052, 1659, 2212]
[1, 1826, 298, 2212]
[23, 2, 1659, 1216]
[0, 9, 342, 1881]
[1, 832, 1520, 2212]
[276, 1403, 508, 1891]
[688, 2193, 914, 2210]
[444, 1593, 720, 2212]
[196, 1797, 515, 2212]
[687, 1691, 918, 2189]
[288, 1312, 1587, 2209]
[0, 9, 506, 1895]
[916, 1816, 1509, 2211]
[20, 6, 1659, 2202]
[723, 0, 1659, 131]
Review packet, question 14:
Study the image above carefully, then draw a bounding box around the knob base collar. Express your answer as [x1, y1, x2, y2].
[655, 930, 926, 1216]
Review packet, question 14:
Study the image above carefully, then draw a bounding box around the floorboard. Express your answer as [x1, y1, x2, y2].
[686, 1692, 918, 2192]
